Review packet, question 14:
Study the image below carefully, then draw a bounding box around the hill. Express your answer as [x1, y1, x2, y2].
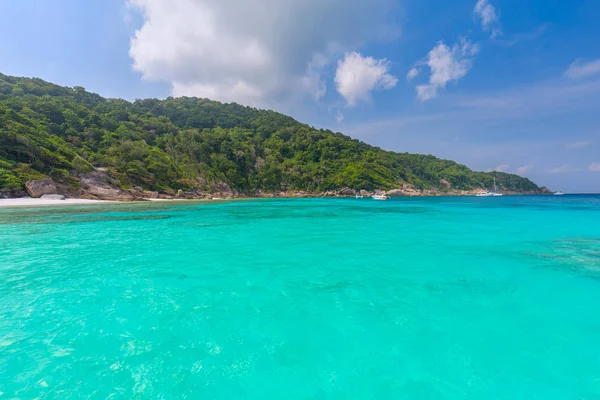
[0, 73, 542, 198]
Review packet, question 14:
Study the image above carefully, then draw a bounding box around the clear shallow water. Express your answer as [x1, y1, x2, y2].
[1, 196, 600, 399]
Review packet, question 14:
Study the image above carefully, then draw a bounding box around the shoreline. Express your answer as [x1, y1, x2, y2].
[0, 198, 118, 208]
[0, 192, 559, 209]
[0, 197, 199, 209]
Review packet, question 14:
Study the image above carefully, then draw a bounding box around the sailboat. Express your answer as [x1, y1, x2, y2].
[476, 177, 503, 197]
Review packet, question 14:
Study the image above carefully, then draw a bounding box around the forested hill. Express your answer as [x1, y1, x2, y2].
[0, 73, 541, 196]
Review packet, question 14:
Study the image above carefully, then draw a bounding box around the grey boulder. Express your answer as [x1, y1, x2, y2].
[79, 171, 134, 201]
[40, 194, 66, 200]
[25, 179, 58, 198]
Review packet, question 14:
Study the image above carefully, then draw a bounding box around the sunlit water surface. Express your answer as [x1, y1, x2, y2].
[1, 196, 600, 399]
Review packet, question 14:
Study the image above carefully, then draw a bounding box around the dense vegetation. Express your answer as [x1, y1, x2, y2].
[0, 73, 540, 194]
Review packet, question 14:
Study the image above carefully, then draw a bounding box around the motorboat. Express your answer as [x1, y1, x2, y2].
[372, 194, 390, 201]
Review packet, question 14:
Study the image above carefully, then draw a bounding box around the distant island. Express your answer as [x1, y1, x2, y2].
[0, 73, 547, 200]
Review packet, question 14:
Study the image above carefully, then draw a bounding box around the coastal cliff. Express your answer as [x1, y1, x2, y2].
[0, 73, 544, 199]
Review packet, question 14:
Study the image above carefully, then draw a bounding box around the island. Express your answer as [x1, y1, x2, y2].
[0, 73, 547, 201]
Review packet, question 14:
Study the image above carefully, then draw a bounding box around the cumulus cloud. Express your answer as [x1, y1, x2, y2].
[565, 59, 600, 80]
[334, 52, 398, 106]
[414, 38, 479, 101]
[549, 165, 582, 174]
[589, 162, 600, 172]
[128, 0, 396, 107]
[473, 0, 501, 37]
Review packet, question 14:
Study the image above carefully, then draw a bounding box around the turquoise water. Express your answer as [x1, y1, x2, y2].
[1, 196, 600, 399]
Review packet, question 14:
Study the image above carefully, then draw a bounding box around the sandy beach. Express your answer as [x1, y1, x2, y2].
[0, 197, 116, 208]
[0, 197, 211, 209]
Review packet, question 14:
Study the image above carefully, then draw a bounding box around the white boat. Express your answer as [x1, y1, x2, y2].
[476, 177, 503, 197]
[372, 194, 390, 201]
[355, 194, 364, 199]
[554, 191, 565, 196]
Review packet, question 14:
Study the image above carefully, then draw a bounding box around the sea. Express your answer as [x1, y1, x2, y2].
[1, 195, 599, 399]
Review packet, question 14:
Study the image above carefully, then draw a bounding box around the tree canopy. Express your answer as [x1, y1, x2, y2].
[0, 73, 540, 194]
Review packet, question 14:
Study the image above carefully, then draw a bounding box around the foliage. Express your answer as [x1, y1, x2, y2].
[0, 73, 540, 193]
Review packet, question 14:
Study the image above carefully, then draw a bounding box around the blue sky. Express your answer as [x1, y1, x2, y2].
[1, 0, 599, 192]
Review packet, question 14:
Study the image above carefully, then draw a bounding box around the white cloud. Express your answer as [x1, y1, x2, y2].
[590, 162, 600, 172]
[406, 67, 420, 81]
[128, 0, 396, 107]
[123, 1, 136, 24]
[486, 164, 509, 172]
[549, 165, 582, 174]
[516, 158, 538, 176]
[473, 0, 501, 37]
[494, 24, 548, 47]
[565, 59, 600, 80]
[516, 165, 531, 175]
[334, 52, 398, 106]
[566, 140, 592, 149]
[414, 38, 479, 101]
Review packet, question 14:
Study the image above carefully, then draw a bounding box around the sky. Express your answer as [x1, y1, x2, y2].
[1, 0, 599, 192]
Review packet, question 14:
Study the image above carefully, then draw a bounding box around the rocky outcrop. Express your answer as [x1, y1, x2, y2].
[439, 179, 452, 190]
[360, 190, 372, 197]
[79, 171, 135, 201]
[143, 190, 159, 199]
[386, 189, 405, 197]
[40, 194, 65, 200]
[0, 188, 27, 199]
[338, 187, 356, 196]
[25, 179, 58, 198]
[210, 181, 234, 196]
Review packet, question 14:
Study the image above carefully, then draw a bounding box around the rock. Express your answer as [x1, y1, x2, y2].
[210, 181, 234, 195]
[40, 194, 65, 200]
[439, 179, 452, 190]
[177, 189, 185, 198]
[127, 188, 144, 198]
[360, 190, 372, 197]
[25, 179, 58, 198]
[386, 189, 405, 197]
[79, 171, 134, 201]
[0, 188, 27, 199]
[338, 187, 356, 196]
[143, 190, 159, 199]
[80, 192, 100, 200]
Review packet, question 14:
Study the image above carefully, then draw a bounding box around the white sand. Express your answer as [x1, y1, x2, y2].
[0, 197, 115, 208]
